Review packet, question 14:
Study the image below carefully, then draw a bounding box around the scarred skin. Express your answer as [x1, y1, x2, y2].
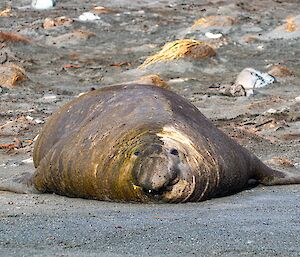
[1, 84, 299, 202]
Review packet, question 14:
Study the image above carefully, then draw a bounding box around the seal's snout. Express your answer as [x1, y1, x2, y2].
[134, 156, 179, 195]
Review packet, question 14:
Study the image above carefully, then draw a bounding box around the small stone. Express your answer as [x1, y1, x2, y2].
[78, 12, 101, 22]
[43, 16, 73, 29]
[135, 74, 170, 89]
[205, 32, 223, 39]
[0, 6, 12, 17]
[192, 15, 236, 29]
[266, 108, 278, 114]
[26, 115, 34, 121]
[242, 35, 259, 43]
[0, 63, 27, 88]
[184, 44, 216, 60]
[268, 65, 294, 78]
[295, 95, 300, 102]
[34, 118, 44, 124]
[91, 6, 114, 14]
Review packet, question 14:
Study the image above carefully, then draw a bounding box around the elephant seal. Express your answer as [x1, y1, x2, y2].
[1, 84, 299, 203]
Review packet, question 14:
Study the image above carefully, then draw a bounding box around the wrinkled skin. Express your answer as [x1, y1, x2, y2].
[2, 84, 298, 203]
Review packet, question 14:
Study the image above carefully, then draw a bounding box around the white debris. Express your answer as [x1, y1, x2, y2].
[79, 12, 101, 22]
[257, 45, 264, 50]
[263, 107, 289, 115]
[205, 32, 223, 39]
[26, 115, 34, 121]
[32, 0, 56, 10]
[295, 95, 300, 102]
[167, 78, 190, 84]
[34, 118, 44, 124]
[22, 158, 33, 164]
[265, 108, 277, 114]
[234, 68, 275, 96]
[42, 94, 57, 101]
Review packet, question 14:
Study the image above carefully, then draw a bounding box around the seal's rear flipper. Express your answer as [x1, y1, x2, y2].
[0, 172, 39, 194]
[254, 158, 300, 185]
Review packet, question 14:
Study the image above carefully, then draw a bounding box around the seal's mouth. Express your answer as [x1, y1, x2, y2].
[143, 188, 165, 196]
[142, 184, 172, 196]
[141, 176, 180, 198]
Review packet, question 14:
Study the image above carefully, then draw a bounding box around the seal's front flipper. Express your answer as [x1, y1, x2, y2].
[0, 172, 39, 194]
[253, 157, 300, 185]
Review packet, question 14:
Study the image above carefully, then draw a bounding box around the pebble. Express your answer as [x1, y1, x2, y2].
[263, 107, 289, 115]
[34, 118, 44, 124]
[91, 6, 113, 14]
[268, 65, 294, 78]
[205, 32, 223, 39]
[26, 115, 34, 121]
[192, 15, 236, 29]
[0, 63, 27, 88]
[135, 74, 170, 89]
[295, 95, 300, 102]
[43, 16, 73, 29]
[78, 12, 101, 22]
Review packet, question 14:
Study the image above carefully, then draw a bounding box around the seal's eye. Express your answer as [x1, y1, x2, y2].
[134, 150, 141, 156]
[170, 148, 179, 156]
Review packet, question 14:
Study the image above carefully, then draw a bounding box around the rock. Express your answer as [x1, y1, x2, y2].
[0, 6, 12, 17]
[192, 15, 236, 29]
[242, 35, 259, 43]
[43, 16, 73, 29]
[91, 6, 114, 14]
[268, 65, 294, 78]
[209, 83, 246, 97]
[135, 74, 170, 89]
[234, 68, 275, 96]
[78, 12, 101, 22]
[0, 63, 27, 88]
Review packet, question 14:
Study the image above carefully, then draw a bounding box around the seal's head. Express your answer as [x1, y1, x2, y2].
[128, 126, 201, 203]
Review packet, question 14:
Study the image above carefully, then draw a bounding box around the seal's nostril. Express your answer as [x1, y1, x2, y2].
[134, 150, 141, 156]
[170, 148, 179, 156]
